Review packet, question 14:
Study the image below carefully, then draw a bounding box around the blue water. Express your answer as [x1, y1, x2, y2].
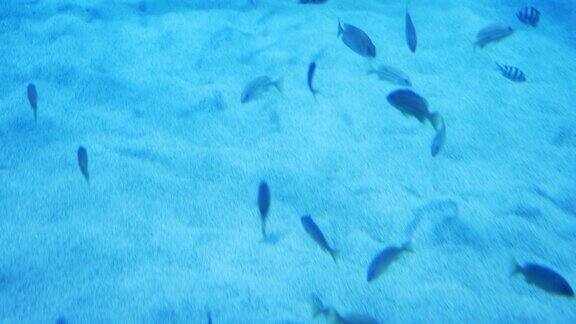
[1, 0, 575, 322]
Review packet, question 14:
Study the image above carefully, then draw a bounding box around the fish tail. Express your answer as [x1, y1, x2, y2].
[311, 89, 320, 101]
[337, 19, 343, 38]
[310, 295, 325, 318]
[273, 78, 283, 93]
[402, 241, 414, 253]
[261, 221, 267, 241]
[428, 112, 444, 132]
[510, 257, 522, 276]
[329, 249, 339, 263]
[495, 62, 504, 72]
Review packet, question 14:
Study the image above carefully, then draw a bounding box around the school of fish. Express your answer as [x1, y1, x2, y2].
[17, 1, 572, 323]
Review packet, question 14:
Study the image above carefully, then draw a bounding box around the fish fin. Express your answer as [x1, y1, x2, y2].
[337, 19, 343, 38]
[510, 257, 522, 276]
[273, 78, 283, 93]
[428, 112, 443, 132]
[310, 295, 325, 318]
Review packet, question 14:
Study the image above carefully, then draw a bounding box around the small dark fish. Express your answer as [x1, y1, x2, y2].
[301, 215, 338, 262]
[513, 261, 574, 297]
[496, 63, 526, 82]
[307, 62, 319, 100]
[387, 89, 438, 126]
[517, 7, 540, 27]
[405, 12, 417, 53]
[258, 181, 271, 239]
[27, 83, 38, 122]
[367, 242, 411, 282]
[311, 295, 380, 324]
[337, 20, 376, 58]
[77, 146, 89, 183]
[474, 24, 513, 48]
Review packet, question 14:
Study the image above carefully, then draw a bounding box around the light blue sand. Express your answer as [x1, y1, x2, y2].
[1, 0, 575, 322]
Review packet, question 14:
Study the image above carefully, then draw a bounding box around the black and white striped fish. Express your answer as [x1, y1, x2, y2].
[496, 64, 526, 82]
[517, 6, 540, 27]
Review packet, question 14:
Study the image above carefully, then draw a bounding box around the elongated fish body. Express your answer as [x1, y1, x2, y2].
[513, 262, 574, 297]
[405, 12, 417, 53]
[27, 83, 38, 122]
[307, 62, 319, 99]
[310, 295, 380, 324]
[387, 89, 433, 124]
[77, 146, 89, 183]
[367, 242, 411, 282]
[368, 65, 411, 86]
[258, 181, 271, 239]
[517, 6, 540, 27]
[430, 116, 446, 157]
[474, 23, 513, 48]
[301, 215, 337, 261]
[241, 76, 282, 104]
[337, 21, 376, 58]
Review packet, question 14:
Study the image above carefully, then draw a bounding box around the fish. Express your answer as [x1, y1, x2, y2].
[240, 76, 282, 104]
[77, 146, 89, 183]
[496, 63, 526, 82]
[430, 114, 446, 157]
[367, 242, 412, 282]
[301, 215, 338, 262]
[512, 261, 574, 297]
[405, 12, 417, 53]
[517, 6, 540, 27]
[474, 23, 513, 48]
[27, 83, 38, 122]
[55, 316, 68, 324]
[307, 62, 319, 100]
[337, 20, 376, 58]
[386, 89, 439, 126]
[310, 295, 380, 324]
[367, 65, 411, 86]
[258, 181, 271, 239]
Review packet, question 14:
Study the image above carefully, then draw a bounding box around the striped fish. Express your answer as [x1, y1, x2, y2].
[496, 63, 526, 82]
[517, 6, 540, 27]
